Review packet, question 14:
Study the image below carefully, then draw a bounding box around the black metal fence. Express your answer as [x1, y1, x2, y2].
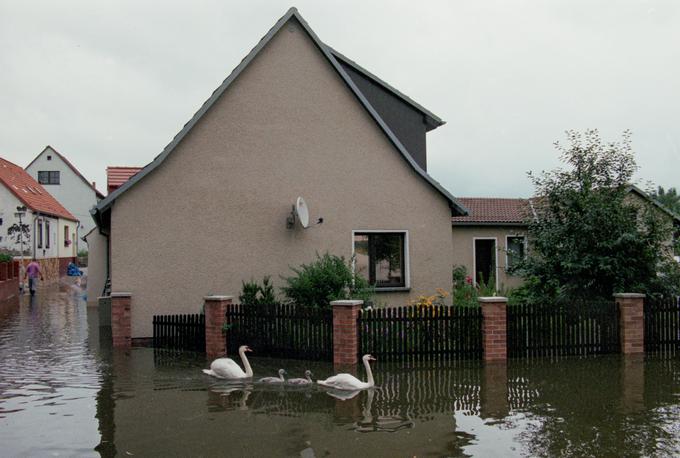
[358, 305, 483, 362]
[645, 297, 680, 355]
[507, 301, 620, 358]
[225, 303, 333, 361]
[152, 314, 205, 352]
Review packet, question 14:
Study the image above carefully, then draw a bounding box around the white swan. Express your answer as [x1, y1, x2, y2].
[317, 354, 376, 391]
[202, 345, 253, 379]
[258, 369, 286, 384]
[287, 370, 313, 386]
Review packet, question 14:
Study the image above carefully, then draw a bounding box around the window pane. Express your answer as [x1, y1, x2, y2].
[507, 236, 525, 269]
[353, 234, 370, 283]
[372, 233, 404, 287]
[38, 171, 48, 184]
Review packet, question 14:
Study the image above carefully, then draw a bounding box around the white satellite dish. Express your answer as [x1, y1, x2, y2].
[295, 197, 310, 229]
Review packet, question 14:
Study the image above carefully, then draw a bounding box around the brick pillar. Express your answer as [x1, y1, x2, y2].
[204, 295, 233, 360]
[111, 292, 132, 348]
[480, 296, 508, 362]
[480, 362, 508, 419]
[615, 293, 645, 355]
[13, 260, 20, 278]
[331, 300, 363, 366]
[0, 263, 7, 282]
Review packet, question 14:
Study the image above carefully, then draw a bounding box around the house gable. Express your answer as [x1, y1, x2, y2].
[93, 7, 466, 224]
[108, 10, 457, 337]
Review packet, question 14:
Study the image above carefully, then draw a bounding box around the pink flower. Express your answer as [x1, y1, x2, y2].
[465, 276, 472, 285]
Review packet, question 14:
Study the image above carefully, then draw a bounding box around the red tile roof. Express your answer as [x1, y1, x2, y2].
[26, 146, 105, 199]
[451, 197, 530, 225]
[107, 166, 143, 194]
[0, 157, 77, 221]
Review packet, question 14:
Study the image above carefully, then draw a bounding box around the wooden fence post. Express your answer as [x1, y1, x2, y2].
[111, 292, 132, 348]
[614, 293, 645, 355]
[204, 295, 233, 359]
[479, 296, 508, 362]
[331, 300, 363, 366]
[0, 263, 7, 282]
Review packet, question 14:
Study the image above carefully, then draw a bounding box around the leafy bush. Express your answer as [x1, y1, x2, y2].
[77, 249, 88, 257]
[239, 276, 277, 305]
[281, 253, 373, 308]
[452, 265, 478, 306]
[0, 253, 12, 263]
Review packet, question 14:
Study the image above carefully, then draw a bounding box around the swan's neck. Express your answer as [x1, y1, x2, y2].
[363, 359, 375, 387]
[239, 349, 253, 378]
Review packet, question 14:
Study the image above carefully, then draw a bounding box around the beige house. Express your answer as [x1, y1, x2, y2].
[89, 8, 467, 338]
[452, 188, 680, 292]
[451, 198, 530, 290]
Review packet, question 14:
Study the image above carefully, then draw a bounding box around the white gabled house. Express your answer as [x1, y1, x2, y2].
[25, 146, 104, 248]
[0, 157, 79, 268]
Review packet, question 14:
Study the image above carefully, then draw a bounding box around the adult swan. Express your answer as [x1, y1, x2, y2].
[317, 354, 376, 391]
[202, 345, 253, 380]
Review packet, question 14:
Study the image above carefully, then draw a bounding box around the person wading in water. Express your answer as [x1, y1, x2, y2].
[24, 258, 44, 296]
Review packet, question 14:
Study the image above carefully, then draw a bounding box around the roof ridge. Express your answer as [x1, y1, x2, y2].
[326, 46, 444, 129]
[93, 7, 467, 221]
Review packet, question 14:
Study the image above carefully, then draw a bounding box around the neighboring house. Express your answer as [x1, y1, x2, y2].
[451, 198, 530, 290]
[452, 187, 680, 291]
[107, 167, 142, 195]
[25, 145, 104, 245]
[0, 157, 79, 266]
[89, 8, 468, 338]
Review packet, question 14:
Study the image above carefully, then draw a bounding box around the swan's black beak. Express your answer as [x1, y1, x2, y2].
[245, 347, 253, 352]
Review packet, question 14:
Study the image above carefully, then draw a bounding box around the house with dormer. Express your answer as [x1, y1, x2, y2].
[0, 157, 79, 269]
[87, 8, 468, 339]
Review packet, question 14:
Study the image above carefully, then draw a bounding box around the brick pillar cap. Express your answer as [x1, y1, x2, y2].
[97, 296, 111, 300]
[613, 293, 646, 298]
[111, 292, 132, 298]
[204, 295, 234, 301]
[331, 300, 364, 307]
[478, 296, 508, 303]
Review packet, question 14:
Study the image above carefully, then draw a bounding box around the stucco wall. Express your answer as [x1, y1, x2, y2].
[451, 225, 527, 291]
[25, 147, 98, 242]
[0, 185, 28, 253]
[85, 229, 107, 305]
[110, 19, 454, 337]
[58, 218, 78, 258]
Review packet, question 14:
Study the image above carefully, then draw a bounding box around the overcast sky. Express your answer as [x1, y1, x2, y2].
[1, 0, 678, 198]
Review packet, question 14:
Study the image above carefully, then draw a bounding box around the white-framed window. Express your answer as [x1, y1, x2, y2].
[37, 219, 43, 248]
[505, 235, 526, 272]
[473, 237, 498, 290]
[352, 230, 409, 290]
[45, 220, 50, 249]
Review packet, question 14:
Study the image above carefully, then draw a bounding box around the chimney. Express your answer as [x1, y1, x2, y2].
[92, 181, 96, 188]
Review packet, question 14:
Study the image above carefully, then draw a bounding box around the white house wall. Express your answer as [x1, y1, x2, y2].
[25, 147, 97, 243]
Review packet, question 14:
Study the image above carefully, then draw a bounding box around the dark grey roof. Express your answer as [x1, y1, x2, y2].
[626, 185, 680, 223]
[327, 47, 445, 131]
[92, 7, 467, 222]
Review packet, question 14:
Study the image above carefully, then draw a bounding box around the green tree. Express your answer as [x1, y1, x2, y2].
[652, 186, 680, 215]
[517, 129, 680, 303]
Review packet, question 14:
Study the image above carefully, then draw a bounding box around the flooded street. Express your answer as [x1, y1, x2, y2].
[2, 285, 680, 457]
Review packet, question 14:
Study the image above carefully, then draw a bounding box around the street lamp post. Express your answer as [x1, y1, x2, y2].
[13, 205, 27, 294]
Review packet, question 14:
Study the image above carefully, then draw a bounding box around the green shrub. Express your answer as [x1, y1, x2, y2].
[77, 249, 88, 257]
[0, 253, 12, 263]
[239, 276, 277, 305]
[452, 265, 477, 306]
[281, 253, 373, 308]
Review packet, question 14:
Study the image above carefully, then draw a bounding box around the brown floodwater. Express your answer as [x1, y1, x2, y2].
[1, 285, 679, 457]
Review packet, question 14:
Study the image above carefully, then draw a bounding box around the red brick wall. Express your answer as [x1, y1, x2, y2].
[111, 293, 132, 348]
[616, 293, 645, 355]
[204, 296, 232, 359]
[480, 297, 508, 362]
[331, 300, 363, 366]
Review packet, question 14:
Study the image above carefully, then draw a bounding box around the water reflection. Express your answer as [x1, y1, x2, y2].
[3, 285, 680, 456]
